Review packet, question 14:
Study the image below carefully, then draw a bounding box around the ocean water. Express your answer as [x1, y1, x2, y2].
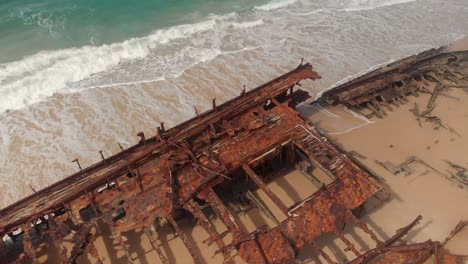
[0, 0, 467, 208]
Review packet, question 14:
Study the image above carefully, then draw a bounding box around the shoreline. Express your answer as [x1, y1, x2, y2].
[1, 38, 467, 263]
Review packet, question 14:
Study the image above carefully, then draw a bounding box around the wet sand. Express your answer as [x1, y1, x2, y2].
[63, 83, 468, 264]
[44, 39, 465, 263]
[301, 37, 468, 262]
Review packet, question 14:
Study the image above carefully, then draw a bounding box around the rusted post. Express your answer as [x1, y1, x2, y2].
[156, 126, 164, 142]
[72, 158, 83, 171]
[185, 200, 232, 262]
[167, 217, 202, 264]
[125, 162, 143, 192]
[98, 150, 106, 163]
[137, 132, 146, 145]
[194, 106, 200, 118]
[346, 210, 383, 246]
[204, 188, 244, 240]
[242, 164, 289, 216]
[29, 184, 37, 193]
[335, 229, 361, 257]
[118, 143, 124, 151]
[294, 141, 337, 181]
[144, 227, 169, 264]
[309, 242, 336, 264]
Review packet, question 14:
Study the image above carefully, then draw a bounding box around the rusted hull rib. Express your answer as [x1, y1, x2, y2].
[344, 217, 468, 264]
[319, 45, 468, 264]
[322, 49, 468, 110]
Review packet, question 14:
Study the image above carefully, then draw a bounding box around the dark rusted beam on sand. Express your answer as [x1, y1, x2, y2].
[167, 217, 202, 264]
[144, 227, 169, 264]
[184, 200, 232, 262]
[242, 164, 290, 216]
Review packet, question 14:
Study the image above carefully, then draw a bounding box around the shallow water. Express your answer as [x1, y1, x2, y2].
[0, 0, 467, 208]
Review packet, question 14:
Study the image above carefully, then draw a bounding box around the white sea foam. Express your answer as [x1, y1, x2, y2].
[231, 19, 264, 29]
[0, 19, 217, 113]
[315, 58, 396, 100]
[14, 8, 67, 39]
[297, 9, 325, 16]
[254, 0, 299, 11]
[1, 0, 467, 209]
[343, 0, 417, 12]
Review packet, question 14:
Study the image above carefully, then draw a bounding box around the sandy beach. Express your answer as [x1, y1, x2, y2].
[1, 0, 467, 261]
[9, 38, 464, 264]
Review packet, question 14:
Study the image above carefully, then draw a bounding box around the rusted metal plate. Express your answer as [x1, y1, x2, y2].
[256, 229, 295, 264]
[234, 118, 382, 263]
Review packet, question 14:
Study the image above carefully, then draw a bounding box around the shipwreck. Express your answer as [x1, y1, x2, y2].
[0, 46, 467, 264]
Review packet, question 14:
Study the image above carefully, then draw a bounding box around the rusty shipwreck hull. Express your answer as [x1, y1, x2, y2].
[317, 46, 468, 264]
[2, 45, 467, 264]
[321, 48, 468, 117]
[0, 61, 390, 264]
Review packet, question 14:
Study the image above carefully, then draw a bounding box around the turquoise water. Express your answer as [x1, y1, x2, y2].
[0, 0, 467, 114]
[0, 0, 467, 208]
[0, 0, 268, 63]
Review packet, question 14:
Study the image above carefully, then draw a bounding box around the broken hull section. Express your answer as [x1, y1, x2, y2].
[0, 45, 467, 263]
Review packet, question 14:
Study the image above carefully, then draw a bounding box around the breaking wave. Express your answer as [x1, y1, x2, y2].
[343, 0, 418, 11]
[0, 16, 254, 113]
[254, 0, 300, 11]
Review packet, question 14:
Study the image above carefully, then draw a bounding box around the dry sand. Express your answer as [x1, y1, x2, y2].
[73, 79, 468, 263]
[17, 38, 468, 264]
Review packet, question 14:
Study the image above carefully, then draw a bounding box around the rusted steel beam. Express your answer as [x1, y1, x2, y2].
[242, 164, 290, 216]
[309, 242, 336, 264]
[167, 216, 202, 264]
[346, 215, 468, 264]
[335, 229, 361, 257]
[199, 188, 244, 241]
[345, 210, 382, 246]
[348, 215, 423, 264]
[68, 224, 101, 264]
[144, 227, 169, 264]
[235, 121, 382, 263]
[322, 50, 468, 108]
[184, 200, 232, 262]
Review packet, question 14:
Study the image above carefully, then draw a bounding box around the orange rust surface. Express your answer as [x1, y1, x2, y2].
[0, 63, 326, 263]
[237, 122, 381, 263]
[0, 63, 320, 235]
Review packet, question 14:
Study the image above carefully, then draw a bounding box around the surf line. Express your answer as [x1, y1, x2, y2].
[315, 103, 340, 118]
[321, 106, 375, 135]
